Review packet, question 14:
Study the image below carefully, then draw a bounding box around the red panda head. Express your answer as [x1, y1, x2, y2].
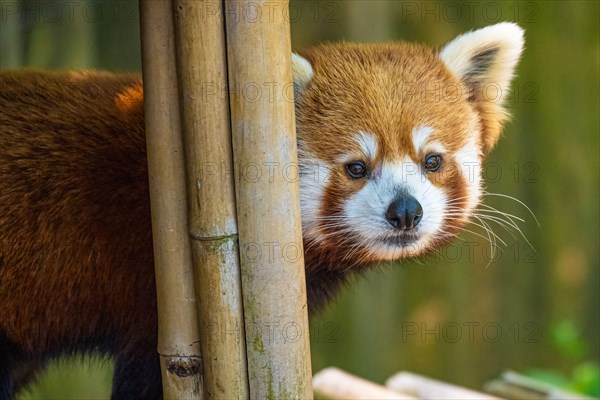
[293, 23, 524, 266]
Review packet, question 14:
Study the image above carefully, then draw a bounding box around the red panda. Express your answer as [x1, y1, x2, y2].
[0, 23, 524, 399]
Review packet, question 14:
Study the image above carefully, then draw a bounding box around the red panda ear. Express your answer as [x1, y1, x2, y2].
[439, 23, 525, 154]
[292, 53, 314, 102]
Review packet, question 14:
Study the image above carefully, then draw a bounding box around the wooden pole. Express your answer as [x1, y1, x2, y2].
[172, 1, 250, 398]
[139, 0, 203, 398]
[386, 372, 501, 400]
[224, 0, 313, 398]
[313, 368, 418, 400]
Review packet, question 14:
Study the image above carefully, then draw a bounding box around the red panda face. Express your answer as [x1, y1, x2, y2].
[293, 23, 524, 266]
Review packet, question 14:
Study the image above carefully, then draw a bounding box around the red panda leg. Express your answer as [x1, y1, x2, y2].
[13, 363, 43, 396]
[111, 348, 162, 400]
[0, 362, 11, 400]
[0, 334, 19, 400]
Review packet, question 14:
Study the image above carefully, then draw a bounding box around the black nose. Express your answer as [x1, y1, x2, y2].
[386, 195, 423, 230]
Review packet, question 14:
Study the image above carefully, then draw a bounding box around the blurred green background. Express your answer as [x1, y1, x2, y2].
[2, 0, 598, 398]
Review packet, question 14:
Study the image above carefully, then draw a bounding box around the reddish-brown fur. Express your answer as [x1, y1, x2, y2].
[0, 71, 159, 398]
[0, 69, 356, 399]
[297, 43, 476, 164]
[0, 34, 519, 398]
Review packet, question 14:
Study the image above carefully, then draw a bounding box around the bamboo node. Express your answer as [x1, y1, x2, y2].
[189, 232, 238, 242]
[165, 356, 202, 378]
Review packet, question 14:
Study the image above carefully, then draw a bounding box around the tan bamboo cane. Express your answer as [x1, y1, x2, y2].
[387, 372, 501, 400]
[172, 1, 250, 398]
[313, 368, 418, 400]
[224, 0, 314, 398]
[139, 0, 203, 398]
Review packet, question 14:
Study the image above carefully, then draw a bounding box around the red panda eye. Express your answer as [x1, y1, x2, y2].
[345, 161, 367, 179]
[424, 154, 442, 172]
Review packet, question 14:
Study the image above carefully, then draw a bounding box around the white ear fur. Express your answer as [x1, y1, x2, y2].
[440, 22, 524, 101]
[292, 53, 314, 93]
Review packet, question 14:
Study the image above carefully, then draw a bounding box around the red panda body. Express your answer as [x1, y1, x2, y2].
[0, 23, 524, 399]
[0, 72, 161, 398]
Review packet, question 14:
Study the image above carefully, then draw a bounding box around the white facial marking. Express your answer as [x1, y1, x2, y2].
[425, 141, 447, 155]
[455, 130, 482, 213]
[355, 131, 378, 160]
[298, 154, 330, 240]
[344, 157, 447, 259]
[337, 131, 378, 164]
[412, 125, 434, 153]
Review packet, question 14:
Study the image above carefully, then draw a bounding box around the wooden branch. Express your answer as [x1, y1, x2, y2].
[172, 0, 249, 398]
[484, 370, 593, 400]
[313, 368, 418, 400]
[139, 0, 202, 397]
[386, 372, 501, 400]
[223, 0, 313, 398]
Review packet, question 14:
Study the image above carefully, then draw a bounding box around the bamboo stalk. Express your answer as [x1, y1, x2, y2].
[313, 368, 418, 400]
[139, 0, 203, 398]
[224, 0, 313, 398]
[172, 1, 250, 398]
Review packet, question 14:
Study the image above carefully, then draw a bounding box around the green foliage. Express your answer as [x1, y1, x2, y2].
[525, 321, 600, 397]
[527, 363, 600, 397]
[552, 320, 587, 360]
